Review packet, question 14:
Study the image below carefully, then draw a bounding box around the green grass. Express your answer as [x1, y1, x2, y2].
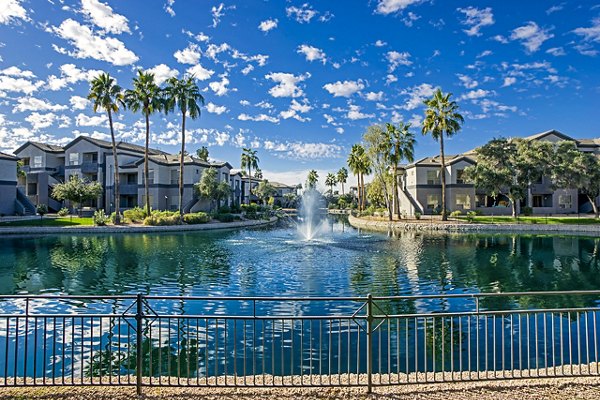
[457, 216, 600, 225]
[0, 217, 95, 227]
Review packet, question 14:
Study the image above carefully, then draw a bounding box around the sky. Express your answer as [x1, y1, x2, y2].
[0, 0, 599, 185]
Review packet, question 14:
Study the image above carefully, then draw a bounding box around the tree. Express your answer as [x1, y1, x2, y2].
[52, 175, 103, 214]
[422, 88, 464, 221]
[195, 167, 219, 211]
[196, 146, 209, 161]
[325, 173, 337, 194]
[551, 141, 600, 218]
[463, 138, 522, 217]
[363, 124, 394, 220]
[386, 122, 415, 219]
[336, 167, 348, 195]
[254, 179, 276, 205]
[163, 76, 204, 219]
[216, 181, 232, 208]
[125, 70, 163, 214]
[240, 148, 259, 204]
[254, 168, 263, 180]
[306, 169, 319, 190]
[516, 139, 554, 208]
[88, 72, 126, 224]
[366, 174, 390, 208]
[347, 144, 371, 211]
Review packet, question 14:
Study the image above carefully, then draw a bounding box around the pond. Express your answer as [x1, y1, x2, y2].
[1, 216, 600, 380]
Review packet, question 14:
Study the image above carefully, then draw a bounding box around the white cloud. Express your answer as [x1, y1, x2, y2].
[258, 18, 278, 32]
[479, 99, 518, 115]
[323, 80, 364, 97]
[69, 96, 90, 110]
[286, 4, 317, 23]
[375, 0, 425, 15]
[0, 66, 35, 78]
[49, 19, 139, 65]
[164, 0, 175, 17]
[81, 0, 130, 34]
[386, 51, 412, 72]
[385, 74, 398, 85]
[459, 89, 492, 101]
[241, 65, 254, 75]
[146, 64, 179, 85]
[546, 47, 566, 56]
[346, 104, 375, 120]
[476, 50, 493, 58]
[209, 75, 232, 96]
[374, 40, 387, 47]
[46, 63, 102, 91]
[76, 113, 107, 127]
[457, 74, 478, 89]
[211, 3, 234, 28]
[238, 113, 279, 123]
[456, 6, 494, 36]
[510, 21, 554, 53]
[297, 44, 327, 64]
[13, 97, 67, 113]
[573, 18, 600, 51]
[402, 12, 420, 27]
[502, 77, 517, 87]
[279, 99, 312, 121]
[400, 83, 435, 110]
[364, 91, 384, 101]
[186, 64, 214, 81]
[0, 0, 29, 24]
[265, 72, 310, 98]
[205, 102, 228, 115]
[26, 112, 57, 131]
[174, 43, 201, 64]
[0, 75, 43, 94]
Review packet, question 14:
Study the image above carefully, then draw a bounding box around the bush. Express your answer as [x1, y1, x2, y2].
[110, 212, 123, 224]
[123, 206, 147, 223]
[36, 204, 48, 216]
[230, 204, 241, 213]
[218, 205, 231, 214]
[449, 210, 462, 218]
[57, 207, 69, 217]
[183, 212, 210, 224]
[93, 209, 110, 226]
[143, 210, 181, 226]
[338, 198, 347, 209]
[466, 211, 477, 223]
[414, 212, 421, 220]
[215, 213, 235, 222]
[327, 203, 336, 210]
[241, 203, 260, 213]
[522, 206, 533, 216]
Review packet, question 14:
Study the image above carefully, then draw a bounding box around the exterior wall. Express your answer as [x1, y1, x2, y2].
[64, 140, 106, 208]
[0, 158, 17, 215]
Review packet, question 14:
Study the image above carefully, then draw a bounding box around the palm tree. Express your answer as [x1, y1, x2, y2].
[240, 148, 259, 204]
[386, 122, 416, 219]
[254, 168, 263, 179]
[88, 72, 126, 224]
[124, 70, 163, 215]
[325, 173, 337, 194]
[422, 88, 464, 221]
[347, 144, 371, 211]
[163, 76, 204, 219]
[336, 167, 348, 195]
[306, 170, 319, 190]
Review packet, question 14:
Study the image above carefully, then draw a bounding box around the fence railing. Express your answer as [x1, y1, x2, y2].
[1, 291, 599, 394]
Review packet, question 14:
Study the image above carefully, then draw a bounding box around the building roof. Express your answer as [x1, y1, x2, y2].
[13, 141, 65, 155]
[524, 129, 575, 142]
[0, 151, 19, 161]
[134, 153, 232, 169]
[63, 136, 168, 155]
[406, 154, 476, 168]
[270, 181, 296, 189]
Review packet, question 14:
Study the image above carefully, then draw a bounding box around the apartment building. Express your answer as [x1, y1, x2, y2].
[398, 130, 600, 216]
[0, 152, 19, 216]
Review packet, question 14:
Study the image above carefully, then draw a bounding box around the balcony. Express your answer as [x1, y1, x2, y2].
[119, 183, 139, 195]
[80, 162, 99, 174]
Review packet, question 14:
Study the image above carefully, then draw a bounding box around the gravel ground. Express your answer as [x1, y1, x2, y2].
[1, 374, 599, 399]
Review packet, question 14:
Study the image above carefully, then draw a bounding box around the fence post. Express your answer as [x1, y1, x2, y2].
[366, 293, 373, 393]
[136, 294, 143, 396]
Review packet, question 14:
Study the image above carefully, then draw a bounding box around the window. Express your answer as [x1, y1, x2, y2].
[83, 152, 98, 163]
[456, 169, 465, 184]
[22, 157, 30, 166]
[533, 194, 552, 207]
[69, 153, 79, 166]
[456, 194, 471, 209]
[427, 194, 439, 210]
[558, 194, 572, 209]
[170, 169, 179, 185]
[427, 170, 440, 185]
[144, 169, 155, 184]
[32, 156, 42, 168]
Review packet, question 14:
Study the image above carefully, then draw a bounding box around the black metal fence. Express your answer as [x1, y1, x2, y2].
[1, 291, 600, 394]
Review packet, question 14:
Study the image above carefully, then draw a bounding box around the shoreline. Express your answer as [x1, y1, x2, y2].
[0, 216, 278, 236]
[348, 214, 600, 236]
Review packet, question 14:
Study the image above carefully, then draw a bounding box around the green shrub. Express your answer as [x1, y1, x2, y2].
[327, 203, 336, 210]
[241, 203, 260, 213]
[466, 211, 477, 223]
[123, 206, 147, 223]
[414, 212, 421, 220]
[93, 209, 110, 226]
[110, 212, 123, 224]
[57, 207, 69, 217]
[36, 204, 48, 216]
[218, 205, 231, 214]
[215, 213, 235, 222]
[338, 198, 347, 209]
[230, 204, 241, 213]
[183, 212, 210, 224]
[522, 206, 533, 216]
[450, 210, 462, 218]
[143, 214, 180, 226]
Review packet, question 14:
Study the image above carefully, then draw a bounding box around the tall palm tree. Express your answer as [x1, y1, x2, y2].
[386, 122, 416, 219]
[163, 76, 204, 219]
[336, 167, 348, 195]
[422, 88, 464, 221]
[254, 168, 263, 179]
[325, 173, 337, 194]
[88, 72, 126, 224]
[347, 144, 371, 211]
[240, 148, 259, 204]
[124, 70, 163, 215]
[306, 170, 319, 190]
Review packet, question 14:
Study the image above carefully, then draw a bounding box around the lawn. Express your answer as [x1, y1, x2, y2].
[457, 215, 600, 225]
[0, 217, 95, 227]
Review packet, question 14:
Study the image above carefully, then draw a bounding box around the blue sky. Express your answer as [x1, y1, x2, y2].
[0, 0, 599, 184]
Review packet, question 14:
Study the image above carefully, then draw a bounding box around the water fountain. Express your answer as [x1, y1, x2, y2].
[297, 189, 325, 240]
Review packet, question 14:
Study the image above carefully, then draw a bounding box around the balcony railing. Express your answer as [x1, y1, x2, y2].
[80, 162, 99, 174]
